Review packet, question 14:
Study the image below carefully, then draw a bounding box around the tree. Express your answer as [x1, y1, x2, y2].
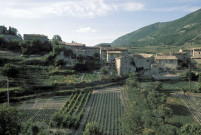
[83, 122, 103, 135]
[1, 63, 19, 78]
[0, 103, 21, 135]
[52, 35, 62, 42]
[52, 35, 62, 45]
[180, 123, 201, 135]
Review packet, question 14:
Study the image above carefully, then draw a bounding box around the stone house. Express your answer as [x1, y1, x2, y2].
[115, 56, 136, 76]
[60, 42, 85, 56]
[191, 48, 201, 64]
[100, 47, 128, 62]
[155, 55, 178, 70]
[115, 53, 154, 76]
[131, 53, 154, 75]
[179, 49, 193, 57]
[23, 34, 48, 43]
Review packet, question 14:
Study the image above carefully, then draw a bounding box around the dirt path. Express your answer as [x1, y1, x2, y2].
[75, 86, 124, 135]
[173, 92, 201, 125]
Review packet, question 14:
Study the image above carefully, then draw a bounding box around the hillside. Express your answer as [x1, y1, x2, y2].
[112, 8, 201, 47]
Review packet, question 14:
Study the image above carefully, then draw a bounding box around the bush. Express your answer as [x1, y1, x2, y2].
[83, 122, 103, 135]
[1, 63, 19, 78]
[49, 112, 65, 128]
[54, 59, 66, 67]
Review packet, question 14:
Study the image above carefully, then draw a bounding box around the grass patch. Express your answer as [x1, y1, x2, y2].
[140, 81, 199, 90]
[0, 87, 21, 92]
[166, 96, 195, 128]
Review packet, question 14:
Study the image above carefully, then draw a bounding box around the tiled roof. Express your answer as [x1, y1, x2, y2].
[132, 53, 153, 58]
[107, 51, 122, 54]
[155, 56, 177, 60]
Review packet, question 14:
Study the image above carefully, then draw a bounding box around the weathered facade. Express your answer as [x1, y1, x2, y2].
[155, 55, 178, 69]
[191, 48, 201, 64]
[115, 53, 154, 76]
[115, 56, 136, 76]
[100, 47, 128, 62]
[23, 34, 48, 43]
[179, 49, 193, 57]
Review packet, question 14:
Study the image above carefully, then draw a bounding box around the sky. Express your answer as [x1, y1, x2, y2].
[0, 0, 201, 46]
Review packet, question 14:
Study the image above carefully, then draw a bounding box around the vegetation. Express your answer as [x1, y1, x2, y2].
[0, 38, 52, 55]
[112, 8, 201, 48]
[0, 103, 21, 135]
[86, 91, 123, 135]
[83, 122, 103, 135]
[122, 73, 177, 135]
[50, 91, 91, 129]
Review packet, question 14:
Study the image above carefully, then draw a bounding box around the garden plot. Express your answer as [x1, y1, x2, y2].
[18, 96, 68, 110]
[16, 96, 69, 123]
[78, 86, 124, 135]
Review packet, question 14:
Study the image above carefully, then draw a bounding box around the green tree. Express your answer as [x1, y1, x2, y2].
[0, 103, 21, 135]
[180, 123, 201, 135]
[52, 35, 62, 42]
[1, 63, 19, 78]
[83, 122, 103, 135]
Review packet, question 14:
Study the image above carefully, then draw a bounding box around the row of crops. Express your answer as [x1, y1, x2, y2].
[86, 92, 124, 135]
[18, 109, 57, 123]
[50, 91, 91, 129]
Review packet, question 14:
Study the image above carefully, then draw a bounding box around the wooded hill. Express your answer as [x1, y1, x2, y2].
[111, 8, 201, 47]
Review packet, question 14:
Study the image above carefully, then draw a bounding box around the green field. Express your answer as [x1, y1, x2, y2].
[140, 81, 199, 90]
[86, 92, 124, 135]
[167, 96, 195, 127]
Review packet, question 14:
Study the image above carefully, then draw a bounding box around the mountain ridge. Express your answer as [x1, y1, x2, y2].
[111, 8, 201, 47]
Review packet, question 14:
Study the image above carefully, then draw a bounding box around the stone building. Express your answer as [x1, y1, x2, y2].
[155, 55, 178, 70]
[115, 56, 136, 76]
[131, 53, 154, 75]
[23, 34, 48, 43]
[100, 47, 128, 62]
[115, 53, 154, 76]
[191, 48, 201, 64]
[179, 49, 193, 57]
[60, 42, 86, 56]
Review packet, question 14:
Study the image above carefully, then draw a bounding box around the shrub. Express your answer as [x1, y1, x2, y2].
[83, 122, 103, 135]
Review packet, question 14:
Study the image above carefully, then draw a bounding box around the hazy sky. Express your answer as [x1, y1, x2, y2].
[0, 0, 200, 46]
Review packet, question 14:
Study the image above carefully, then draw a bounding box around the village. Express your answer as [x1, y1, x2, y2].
[1, 23, 201, 134]
[1, 25, 201, 80]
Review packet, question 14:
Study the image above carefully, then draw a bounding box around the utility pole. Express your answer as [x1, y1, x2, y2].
[188, 62, 191, 89]
[7, 78, 9, 107]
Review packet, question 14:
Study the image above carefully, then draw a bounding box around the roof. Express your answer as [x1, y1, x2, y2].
[155, 56, 177, 60]
[85, 47, 99, 49]
[24, 34, 47, 37]
[107, 51, 122, 54]
[60, 42, 85, 47]
[131, 53, 153, 58]
[179, 49, 193, 52]
[193, 48, 201, 51]
[100, 47, 127, 51]
[191, 56, 201, 59]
